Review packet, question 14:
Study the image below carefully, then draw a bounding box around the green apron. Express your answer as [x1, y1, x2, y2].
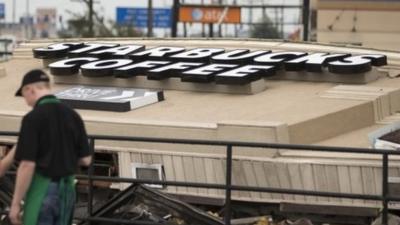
[22, 96, 76, 225]
[23, 173, 75, 225]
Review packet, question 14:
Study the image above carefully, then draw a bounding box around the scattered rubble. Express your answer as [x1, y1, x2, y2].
[76, 184, 224, 225]
[380, 129, 400, 144]
[372, 213, 400, 225]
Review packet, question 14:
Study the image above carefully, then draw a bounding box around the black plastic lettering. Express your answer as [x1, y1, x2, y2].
[114, 60, 171, 78]
[169, 48, 225, 63]
[284, 53, 350, 72]
[328, 54, 387, 74]
[215, 65, 276, 85]
[181, 64, 238, 83]
[147, 62, 203, 80]
[211, 50, 269, 64]
[68, 43, 119, 57]
[33, 42, 84, 59]
[81, 59, 133, 77]
[254, 51, 307, 68]
[88, 45, 145, 59]
[48, 57, 99, 75]
[130, 46, 186, 61]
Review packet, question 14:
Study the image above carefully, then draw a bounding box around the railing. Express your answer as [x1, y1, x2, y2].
[0, 131, 399, 225]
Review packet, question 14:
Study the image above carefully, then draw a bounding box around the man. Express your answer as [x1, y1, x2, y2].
[10, 69, 92, 225]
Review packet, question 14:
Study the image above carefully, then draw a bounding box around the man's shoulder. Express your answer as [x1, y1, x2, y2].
[27, 102, 76, 116]
[23, 108, 40, 120]
[60, 103, 81, 117]
[56, 103, 84, 122]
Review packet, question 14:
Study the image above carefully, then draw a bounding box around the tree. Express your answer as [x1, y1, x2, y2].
[58, 1, 142, 38]
[250, 15, 281, 39]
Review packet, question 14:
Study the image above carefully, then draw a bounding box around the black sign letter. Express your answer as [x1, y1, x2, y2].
[182, 63, 238, 83]
[284, 53, 350, 72]
[254, 51, 307, 68]
[33, 42, 84, 59]
[81, 59, 133, 77]
[68, 43, 119, 58]
[170, 48, 225, 62]
[88, 45, 145, 59]
[147, 62, 203, 80]
[114, 60, 171, 78]
[130, 46, 186, 61]
[49, 57, 99, 75]
[212, 50, 269, 64]
[328, 54, 387, 74]
[215, 65, 276, 85]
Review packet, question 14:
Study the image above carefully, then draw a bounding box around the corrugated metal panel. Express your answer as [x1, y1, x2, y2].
[120, 151, 396, 207]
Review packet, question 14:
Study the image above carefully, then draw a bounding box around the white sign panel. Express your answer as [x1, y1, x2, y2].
[55, 85, 164, 112]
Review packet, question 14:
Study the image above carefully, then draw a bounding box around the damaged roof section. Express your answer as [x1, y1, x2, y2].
[77, 184, 223, 225]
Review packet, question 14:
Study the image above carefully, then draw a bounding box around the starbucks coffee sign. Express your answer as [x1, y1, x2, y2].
[33, 42, 388, 94]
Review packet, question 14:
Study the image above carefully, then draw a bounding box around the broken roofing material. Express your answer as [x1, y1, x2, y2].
[368, 122, 400, 150]
[78, 184, 223, 225]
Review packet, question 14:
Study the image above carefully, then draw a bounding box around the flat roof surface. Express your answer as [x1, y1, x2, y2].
[3, 39, 400, 207]
[0, 58, 360, 125]
[2, 39, 400, 151]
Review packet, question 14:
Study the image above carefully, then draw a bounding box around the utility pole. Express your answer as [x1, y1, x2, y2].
[233, 0, 238, 37]
[88, 0, 94, 37]
[302, 0, 310, 41]
[171, 0, 179, 37]
[218, 0, 222, 37]
[201, 0, 205, 37]
[25, 0, 29, 39]
[12, 0, 16, 24]
[248, 0, 254, 38]
[182, 0, 186, 37]
[147, 0, 153, 37]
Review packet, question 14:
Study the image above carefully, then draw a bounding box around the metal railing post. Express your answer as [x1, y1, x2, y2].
[382, 153, 389, 225]
[87, 138, 95, 225]
[3, 131, 400, 225]
[224, 145, 233, 225]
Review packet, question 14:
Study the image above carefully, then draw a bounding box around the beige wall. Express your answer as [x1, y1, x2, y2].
[317, 8, 400, 50]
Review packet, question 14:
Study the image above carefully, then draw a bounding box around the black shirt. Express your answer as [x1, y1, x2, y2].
[15, 95, 91, 178]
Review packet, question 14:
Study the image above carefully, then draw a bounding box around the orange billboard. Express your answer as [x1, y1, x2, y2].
[179, 6, 241, 24]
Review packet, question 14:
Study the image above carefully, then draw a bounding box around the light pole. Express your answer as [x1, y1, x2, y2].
[303, 0, 310, 41]
[147, 0, 153, 37]
[12, 0, 16, 24]
[25, 0, 30, 39]
[171, 0, 179, 37]
[89, 0, 94, 37]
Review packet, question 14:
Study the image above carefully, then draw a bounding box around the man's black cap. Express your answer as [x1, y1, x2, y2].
[15, 69, 50, 96]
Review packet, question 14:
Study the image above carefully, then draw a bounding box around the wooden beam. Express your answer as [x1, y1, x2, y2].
[280, 202, 379, 217]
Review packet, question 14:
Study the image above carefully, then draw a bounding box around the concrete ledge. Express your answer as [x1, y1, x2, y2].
[289, 102, 375, 144]
[268, 68, 380, 84]
[86, 120, 288, 158]
[53, 74, 268, 95]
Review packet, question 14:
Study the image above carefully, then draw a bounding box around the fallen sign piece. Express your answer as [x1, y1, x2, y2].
[368, 122, 400, 150]
[55, 85, 164, 112]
